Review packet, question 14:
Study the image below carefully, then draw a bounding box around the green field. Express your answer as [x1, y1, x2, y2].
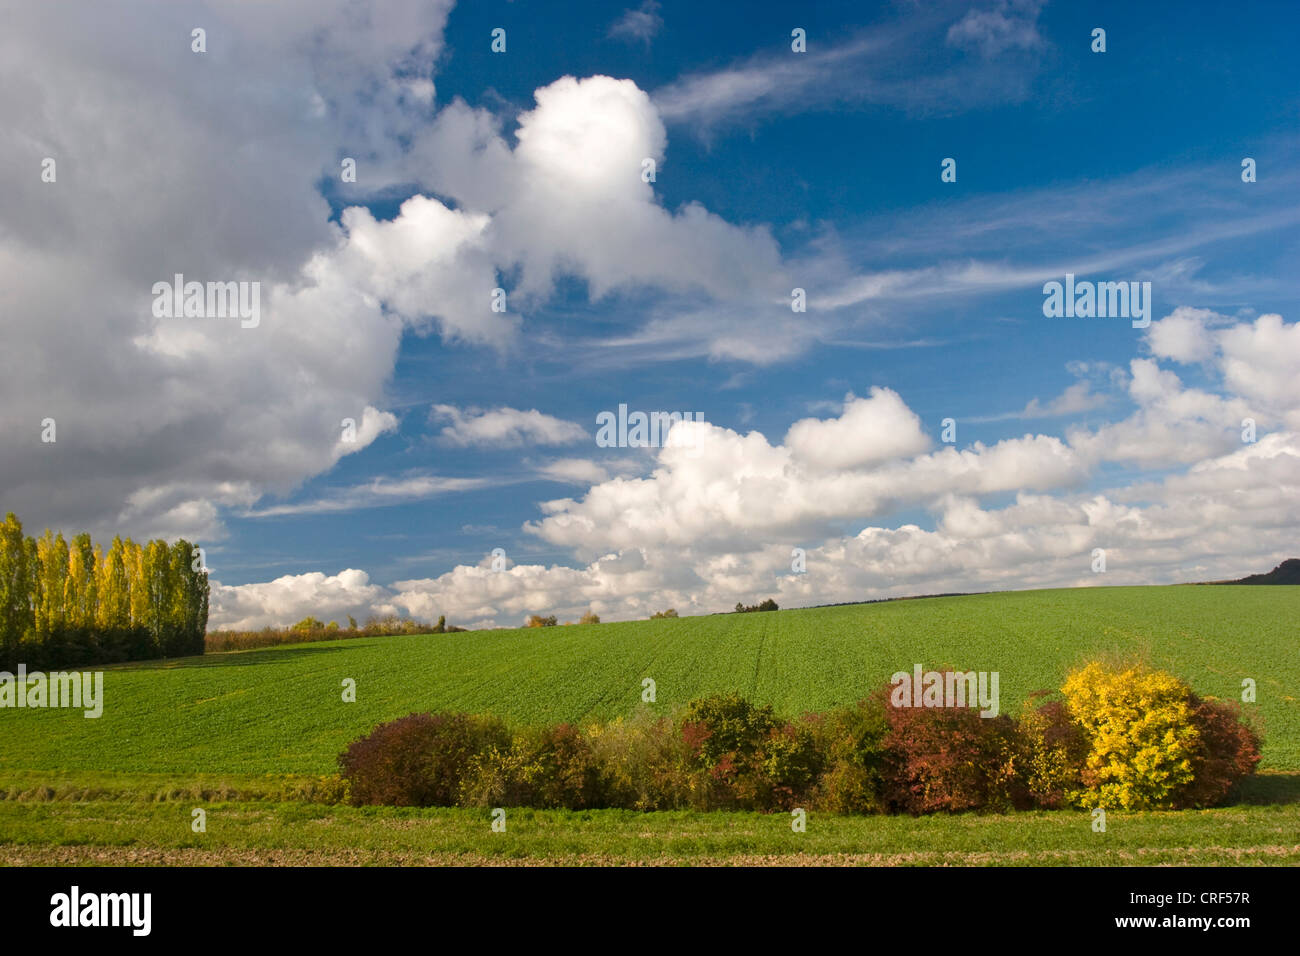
[2, 798, 1297, 866]
[2, 584, 1297, 866]
[1, 585, 1296, 775]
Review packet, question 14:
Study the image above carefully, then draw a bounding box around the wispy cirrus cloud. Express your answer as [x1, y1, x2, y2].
[242, 474, 503, 518]
[608, 1, 663, 46]
[652, 1, 1051, 128]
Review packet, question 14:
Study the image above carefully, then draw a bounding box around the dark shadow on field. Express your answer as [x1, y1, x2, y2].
[1235, 771, 1300, 806]
[118, 646, 351, 670]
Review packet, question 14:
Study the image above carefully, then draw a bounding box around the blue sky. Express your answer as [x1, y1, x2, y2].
[4, 0, 1298, 627]
[226, 0, 1299, 580]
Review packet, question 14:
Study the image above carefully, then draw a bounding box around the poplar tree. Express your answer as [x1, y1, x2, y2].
[171, 539, 208, 654]
[0, 516, 209, 667]
[34, 530, 69, 643]
[0, 513, 34, 665]
[143, 539, 174, 654]
[95, 536, 130, 658]
[64, 533, 98, 632]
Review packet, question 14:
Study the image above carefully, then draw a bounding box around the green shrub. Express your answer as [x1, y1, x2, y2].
[680, 693, 780, 809]
[757, 720, 824, 809]
[1016, 693, 1088, 809]
[587, 709, 692, 811]
[461, 723, 603, 809]
[809, 699, 888, 814]
[680, 693, 778, 768]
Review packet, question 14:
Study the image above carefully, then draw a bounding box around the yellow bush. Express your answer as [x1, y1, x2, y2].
[1061, 661, 1200, 810]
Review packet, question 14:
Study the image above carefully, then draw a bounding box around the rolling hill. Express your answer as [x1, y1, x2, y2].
[1, 584, 1296, 776]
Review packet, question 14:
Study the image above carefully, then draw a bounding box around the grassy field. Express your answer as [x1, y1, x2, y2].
[2, 791, 1297, 866]
[1, 584, 1296, 866]
[1, 585, 1296, 775]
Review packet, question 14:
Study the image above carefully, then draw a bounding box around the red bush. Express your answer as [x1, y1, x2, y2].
[880, 685, 1021, 814]
[339, 712, 508, 806]
[1175, 696, 1262, 808]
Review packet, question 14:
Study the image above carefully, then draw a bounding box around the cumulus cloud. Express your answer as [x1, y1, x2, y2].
[1146, 306, 1219, 364]
[485, 75, 786, 302]
[1, 8, 789, 543]
[12, 5, 1300, 632]
[0, 1, 458, 541]
[785, 388, 932, 470]
[365, 313, 1299, 626]
[210, 569, 393, 631]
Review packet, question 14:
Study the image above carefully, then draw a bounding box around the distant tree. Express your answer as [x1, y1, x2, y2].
[525, 614, 558, 628]
[650, 608, 678, 619]
[293, 616, 325, 631]
[735, 599, 779, 614]
[579, 610, 600, 625]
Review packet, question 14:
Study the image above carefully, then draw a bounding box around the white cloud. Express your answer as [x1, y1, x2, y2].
[1146, 306, 1218, 364]
[117, 308, 1300, 628]
[946, 0, 1045, 57]
[1217, 313, 1300, 429]
[784, 388, 932, 470]
[535, 458, 611, 485]
[373, 314, 1299, 626]
[2, 11, 792, 541]
[484, 75, 786, 302]
[333, 407, 400, 458]
[653, 3, 1049, 129]
[1019, 381, 1109, 419]
[431, 405, 588, 448]
[608, 2, 663, 45]
[243, 474, 501, 518]
[210, 569, 393, 631]
[0, 1, 459, 540]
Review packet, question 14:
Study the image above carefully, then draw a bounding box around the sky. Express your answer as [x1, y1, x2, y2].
[2, 0, 1298, 629]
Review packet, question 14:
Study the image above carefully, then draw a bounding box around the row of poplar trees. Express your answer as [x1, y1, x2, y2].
[0, 512, 209, 670]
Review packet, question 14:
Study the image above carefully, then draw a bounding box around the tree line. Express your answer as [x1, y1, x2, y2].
[0, 512, 209, 670]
